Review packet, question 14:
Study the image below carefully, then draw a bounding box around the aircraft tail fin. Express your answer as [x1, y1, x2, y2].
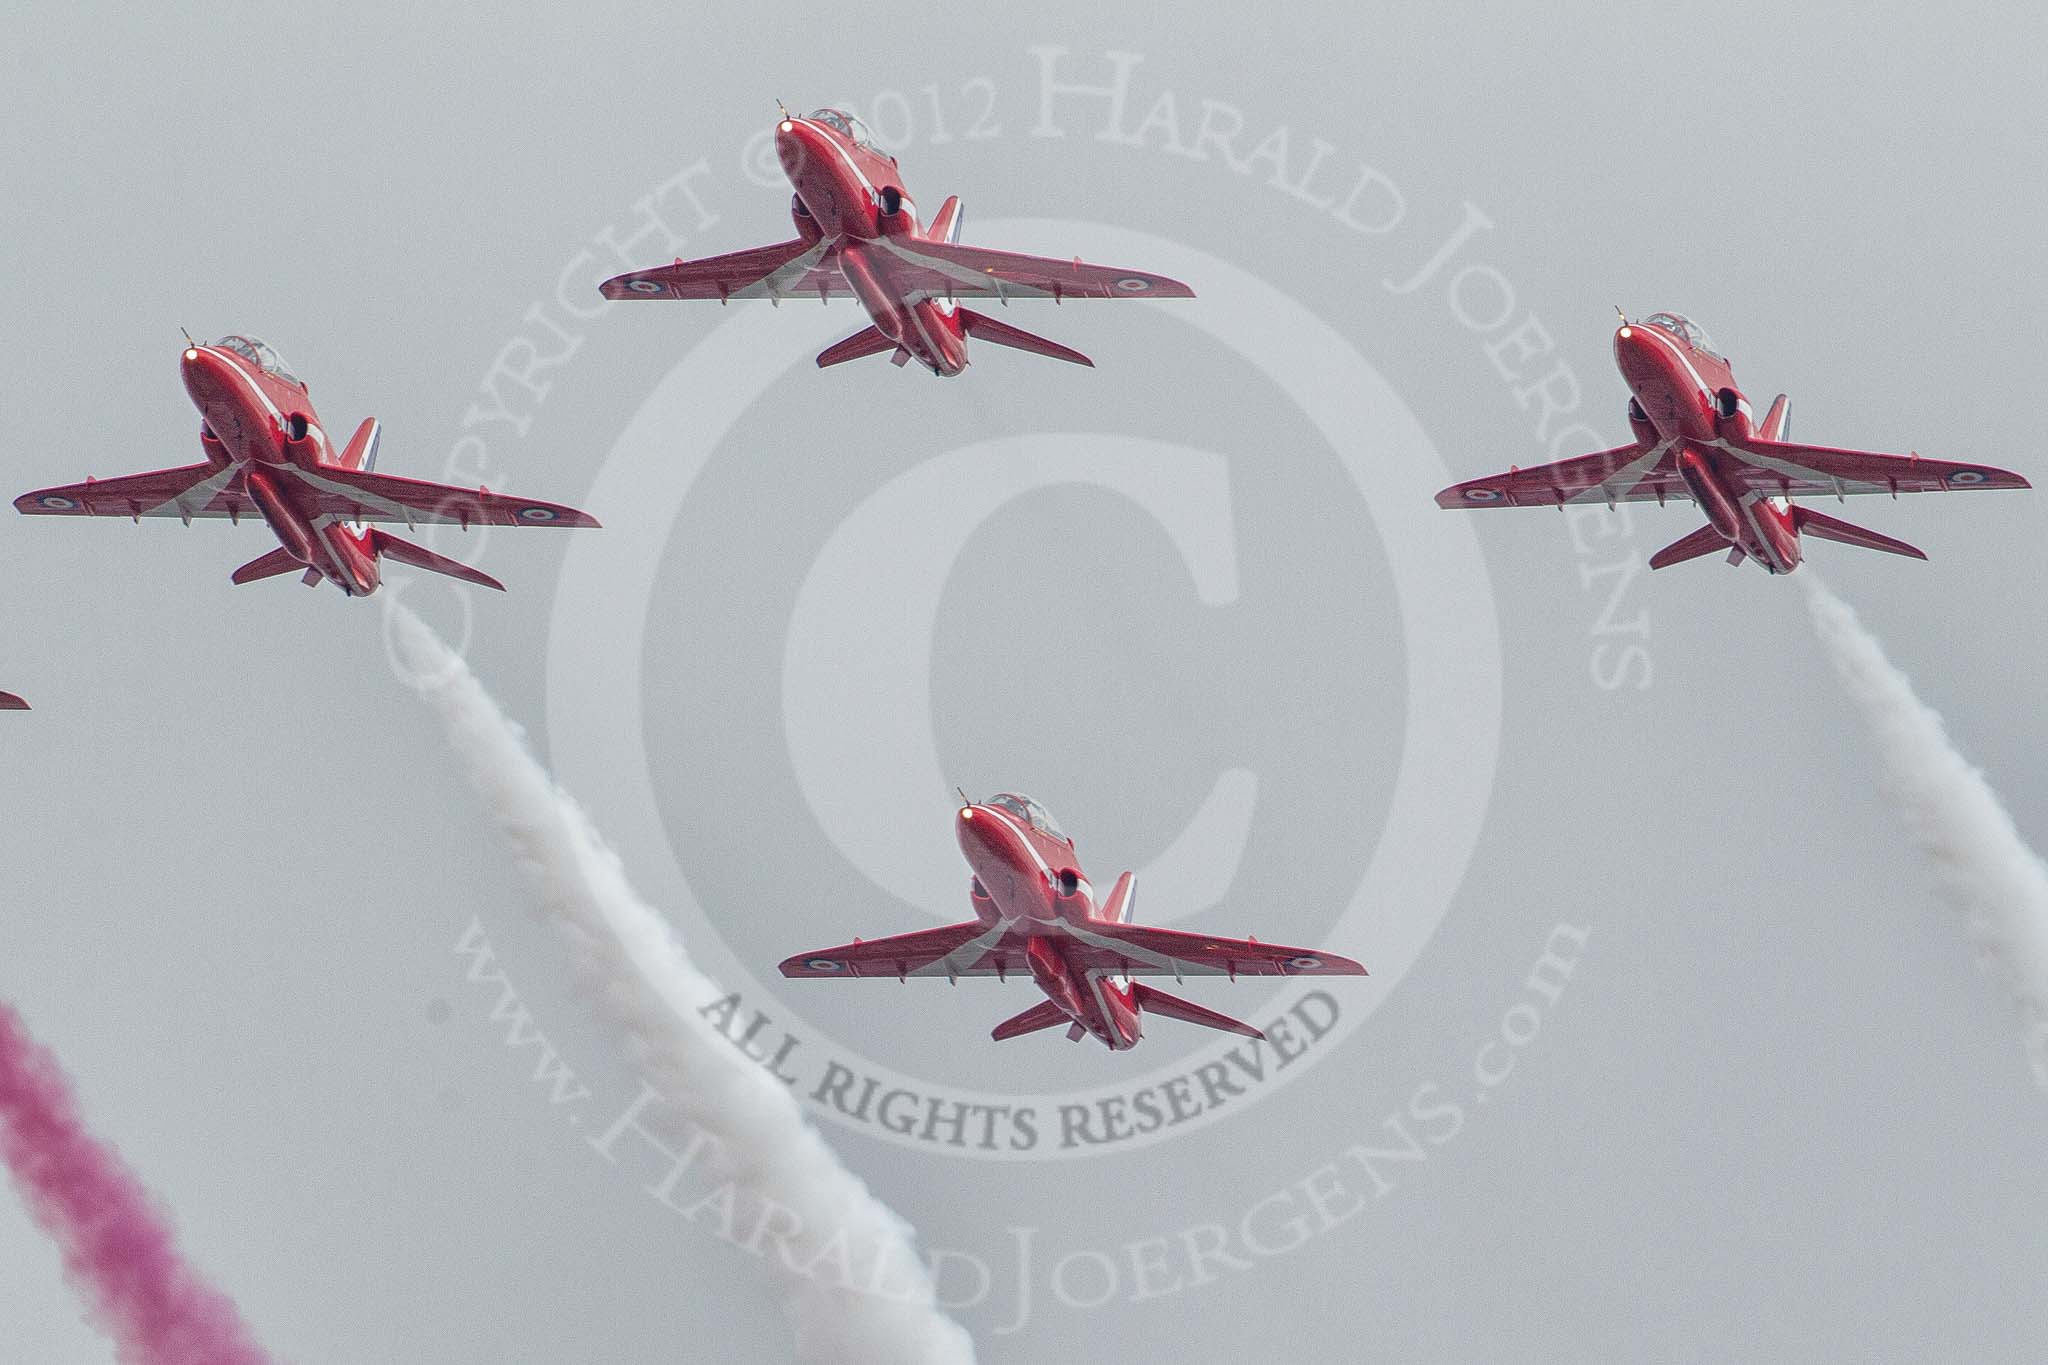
[1757, 394, 1791, 442]
[991, 999, 1070, 1042]
[927, 195, 964, 244]
[816, 324, 899, 369]
[957, 309, 1093, 367]
[1101, 871, 1137, 924]
[1132, 984, 1264, 1039]
[338, 417, 382, 472]
[0, 692, 28, 711]
[1792, 507, 1927, 560]
[230, 546, 306, 585]
[1647, 523, 1729, 570]
[368, 529, 507, 590]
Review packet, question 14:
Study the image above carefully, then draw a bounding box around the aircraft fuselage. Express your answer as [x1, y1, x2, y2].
[955, 802, 1142, 1049]
[179, 345, 381, 595]
[1614, 320, 1801, 574]
[775, 115, 968, 376]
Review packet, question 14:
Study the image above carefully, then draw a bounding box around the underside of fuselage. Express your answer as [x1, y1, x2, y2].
[1619, 325, 1803, 573]
[775, 115, 966, 376]
[183, 348, 382, 594]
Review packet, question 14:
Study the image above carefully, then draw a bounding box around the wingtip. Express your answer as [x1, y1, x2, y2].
[0, 693, 28, 711]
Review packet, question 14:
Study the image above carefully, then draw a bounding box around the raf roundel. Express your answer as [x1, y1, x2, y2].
[1948, 469, 1987, 485]
[806, 958, 844, 973]
[38, 494, 77, 510]
[518, 506, 558, 522]
[1287, 955, 1324, 971]
[1464, 487, 1503, 503]
[1115, 277, 1151, 292]
[627, 280, 664, 295]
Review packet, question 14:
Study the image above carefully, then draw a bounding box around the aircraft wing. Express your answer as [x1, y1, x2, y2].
[1727, 438, 2031, 497]
[16, 464, 250, 520]
[869, 238, 1195, 301]
[1436, 441, 1689, 509]
[0, 693, 27, 711]
[598, 238, 851, 302]
[284, 466, 600, 529]
[779, 920, 1022, 980]
[1056, 922, 1366, 978]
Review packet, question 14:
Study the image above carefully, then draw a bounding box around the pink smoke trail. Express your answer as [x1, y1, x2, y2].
[0, 1002, 272, 1365]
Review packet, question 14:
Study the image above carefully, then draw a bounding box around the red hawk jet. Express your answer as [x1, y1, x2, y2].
[16, 337, 597, 595]
[779, 793, 1365, 1051]
[1437, 312, 2029, 573]
[600, 106, 1193, 375]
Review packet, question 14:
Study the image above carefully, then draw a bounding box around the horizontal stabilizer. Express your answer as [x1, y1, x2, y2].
[1792, 507, 1926, 560]
[0, 692, 27, 711]
[1132, 984, 1263, 1039]
[816, 325, 899, 368]
[230, 547, 305, 585]
[991, 999, 1070, 1042]
[958, 309, 1093, 367]
[1648, 523, 1728, 570]
[369, 530, 506, 590]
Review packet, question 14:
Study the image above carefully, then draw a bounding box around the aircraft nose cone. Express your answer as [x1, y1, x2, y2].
[774, 119, 824, 178]
[956, 805, 1002, 862]
[957, 804, 1034, 881]
[180, 345, 237, 405]
[1612, 323, 1672, 391]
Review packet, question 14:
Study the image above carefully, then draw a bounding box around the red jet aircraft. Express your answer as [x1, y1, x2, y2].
[599, 106, 1194, 375]
[779, 793, 1365, 1050]
[1437, 312, 2029, 573]
[15, 337, 597, 594]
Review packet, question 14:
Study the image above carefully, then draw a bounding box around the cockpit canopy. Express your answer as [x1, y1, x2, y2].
[1640, 312, 1720, 359]
[807, 107, 877, 151]
[211, 335, 300, 386]
[983, 792, 1067, 842]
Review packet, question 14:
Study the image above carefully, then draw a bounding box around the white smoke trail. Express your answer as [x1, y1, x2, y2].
[1803, 574, 2048, 1085]
[387, 605, 976, 1364]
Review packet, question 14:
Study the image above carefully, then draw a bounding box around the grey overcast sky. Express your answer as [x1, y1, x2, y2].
[4, 1, 2046, 1360]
